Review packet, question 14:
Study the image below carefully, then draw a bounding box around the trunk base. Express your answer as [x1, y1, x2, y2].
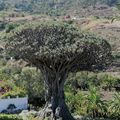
[39, 102, 75, 120]
[39, 103, 53, 120]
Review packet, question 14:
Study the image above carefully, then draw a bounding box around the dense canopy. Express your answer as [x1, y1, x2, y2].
[7, 21, 111, 72]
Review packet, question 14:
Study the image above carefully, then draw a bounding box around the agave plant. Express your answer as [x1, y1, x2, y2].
[74, 91, 88, 116]
[65, 92, 76, 113]
[100, 74, 117, 91]
[109, 93, 120, 119]
[87, 87, 107, 118]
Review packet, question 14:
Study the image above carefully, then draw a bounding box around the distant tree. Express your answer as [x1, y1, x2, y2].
[116, 0, 120, 10]
[108, 0, 117, 6]
[6, 21, 111, 120]
[15, 0, 33, 12]
[0, 0, 5, 11]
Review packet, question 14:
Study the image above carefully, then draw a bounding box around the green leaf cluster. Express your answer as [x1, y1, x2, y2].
[6, 20, 111, 71]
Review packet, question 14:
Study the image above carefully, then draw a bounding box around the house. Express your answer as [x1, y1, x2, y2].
[0, 96, 28, 113]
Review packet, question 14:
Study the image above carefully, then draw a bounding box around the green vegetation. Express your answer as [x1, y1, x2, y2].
[0, 59, 45, 106]
[0, 114, 22, 120]
[5, 23, 20, 33]
[1, 88, 26, 99]
[66, 72, 120, 92]
[0, 60, 120, 119]
[0, 0, 119, 16]
[66, 88, 120, 119]
[109, 93, 120, 119]
[5, 20, 111, 120]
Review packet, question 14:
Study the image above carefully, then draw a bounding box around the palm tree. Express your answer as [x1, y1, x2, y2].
[109, 93, 120, 120]
[87, 87, 107, 118]
[101, 74, 117, 91]
[74, 92, 88, 116]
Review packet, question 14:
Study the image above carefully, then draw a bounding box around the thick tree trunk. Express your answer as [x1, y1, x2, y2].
[41, 70, 75, 120]
[51, 84, 75, 120]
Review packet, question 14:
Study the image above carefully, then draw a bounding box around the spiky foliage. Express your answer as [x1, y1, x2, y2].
[109, 93, 120, 119]
[87, 87, 108, 118]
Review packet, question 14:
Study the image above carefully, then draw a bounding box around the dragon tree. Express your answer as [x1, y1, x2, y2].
[6, 21, 111, 120]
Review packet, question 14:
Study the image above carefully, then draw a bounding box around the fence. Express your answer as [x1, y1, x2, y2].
[0, 96, 28, 112]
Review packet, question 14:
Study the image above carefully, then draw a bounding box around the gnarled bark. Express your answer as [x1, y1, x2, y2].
[40, 68, 75, 120]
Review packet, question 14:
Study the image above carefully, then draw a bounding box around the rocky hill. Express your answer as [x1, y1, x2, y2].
[0, 0, 119, 17]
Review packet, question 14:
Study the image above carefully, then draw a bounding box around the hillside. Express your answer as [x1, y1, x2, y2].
[0, 0, 120, 17]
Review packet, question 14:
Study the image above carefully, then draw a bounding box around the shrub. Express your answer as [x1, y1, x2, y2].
[1, 88, 26, 98]
[87, 87, 108, 118]
[108, 93, 120, 119]
[0, 60, 7, 66]
[66, 87, 109, 118]
[66, 91, 88, 116]
[65, 92, 76, 113]
[0, 114, 22, 120]
[74, 92, 88, 116]
[99, 74, 118, 91]
[1, 63, 22, 76]
[7, 104, 16, 110]
[5, 23, 20, 33]
[0, 23, 6, 30]
[14, 67, 45, 107]
[66, 72, 119, 92]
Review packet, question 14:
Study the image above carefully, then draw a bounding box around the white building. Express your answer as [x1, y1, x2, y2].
[0, 97, 28, 113]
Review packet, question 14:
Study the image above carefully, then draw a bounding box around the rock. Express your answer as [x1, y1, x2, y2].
[29, 110, 38, 116]
[19, 110, 38, 120]
[48, 103, 52, 109]
[74, 115, 83, 120]
[20, 110, 29, 114]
